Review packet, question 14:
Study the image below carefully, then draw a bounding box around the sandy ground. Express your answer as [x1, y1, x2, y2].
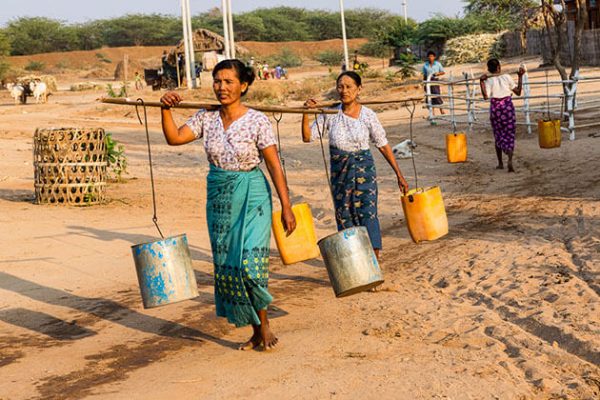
[0, 57, 599, 400]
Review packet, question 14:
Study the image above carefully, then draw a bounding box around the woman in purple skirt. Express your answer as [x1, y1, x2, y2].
[480, 59, 525, 172]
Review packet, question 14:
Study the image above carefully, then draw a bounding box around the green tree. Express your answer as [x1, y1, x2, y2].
[0, 29, 10, 56]
[0, 29, 10, 80]
[378, 19, 417, 48]
[234, 14, 267, 41]
[464, 0, 538, 30]
[6, 17, 79, 55]
[415, 14, 503, 51]
[96, 14, 181, 47]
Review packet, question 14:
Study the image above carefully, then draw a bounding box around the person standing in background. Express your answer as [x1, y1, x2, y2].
[423, 51, 446, 119]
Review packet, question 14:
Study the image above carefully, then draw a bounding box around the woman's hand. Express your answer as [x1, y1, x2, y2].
[479, 74, 488, 82]
[160, 91, 183, 108]
[398, 175, 409, 195]
[517, 67, 526, 77]
[304, 98, 318, 109]
[281, 205, 297, 236]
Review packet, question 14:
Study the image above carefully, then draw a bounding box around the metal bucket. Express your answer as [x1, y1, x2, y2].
[318, 227, 384, 297]
[131, 233, 199, 308]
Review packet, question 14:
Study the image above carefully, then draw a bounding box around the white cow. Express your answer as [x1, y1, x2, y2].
[392, 139, 418, 159]
[30, 81, 48, 104]
[7, 83, 24, 105]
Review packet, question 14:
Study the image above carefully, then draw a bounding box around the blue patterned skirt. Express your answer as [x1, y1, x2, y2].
[330, 147, 382, 249]
[206, 165, 273, 327]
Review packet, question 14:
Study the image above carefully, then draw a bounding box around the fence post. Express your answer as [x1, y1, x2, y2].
[425, 74, 433, 122]
[523, 69, 532, 135]
[463, 72, 473, 135]
[565, 73, 578, 141]
[448, 72, 456, 132]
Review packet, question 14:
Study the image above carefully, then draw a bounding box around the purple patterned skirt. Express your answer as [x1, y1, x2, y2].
[490, 96, 516, 154]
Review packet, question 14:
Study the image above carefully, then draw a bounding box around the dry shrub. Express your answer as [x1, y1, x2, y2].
[285, 78, 334, 101]
[245, 82, 286, 104]
[70, 82, 104, 91]
[443, 32, 506, 66]
[83, 68, 111, 79]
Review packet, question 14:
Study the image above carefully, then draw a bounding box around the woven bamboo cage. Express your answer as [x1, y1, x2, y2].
[34, 128, 107, 205]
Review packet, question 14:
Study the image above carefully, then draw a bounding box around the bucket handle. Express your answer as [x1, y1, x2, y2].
[135, 99, 165, 239]
[272, 112, 290, 191]
[403, 100, 419, 191]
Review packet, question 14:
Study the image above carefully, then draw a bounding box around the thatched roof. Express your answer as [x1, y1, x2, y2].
[174, 28, 249, 55]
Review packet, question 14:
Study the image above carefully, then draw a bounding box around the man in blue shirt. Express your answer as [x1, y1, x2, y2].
[423, 51, 446, 117]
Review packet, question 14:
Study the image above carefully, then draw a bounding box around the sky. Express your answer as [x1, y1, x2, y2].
[1, 0, 465, 26]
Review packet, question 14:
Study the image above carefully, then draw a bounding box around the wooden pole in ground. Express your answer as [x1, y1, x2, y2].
[123, 54, 129, 98]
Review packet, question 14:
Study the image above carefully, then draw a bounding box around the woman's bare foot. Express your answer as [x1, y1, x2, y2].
[256, 308, 278, 351]
[508, 164, 515, 173]
[260, 324, 278, 350]
[239, 326, 262, 351]
[496, 164, 504, 170]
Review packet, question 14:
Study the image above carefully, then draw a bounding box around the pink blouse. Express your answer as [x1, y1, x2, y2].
[186, 108, 277, 171]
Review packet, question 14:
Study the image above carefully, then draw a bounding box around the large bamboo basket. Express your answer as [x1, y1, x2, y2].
[33, 128, 107, 205]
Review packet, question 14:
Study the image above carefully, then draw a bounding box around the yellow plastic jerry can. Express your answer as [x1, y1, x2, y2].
[446, 133, 467, 163]
[401, 186, 449, 243]
[538, 120, 561, 149]
[272, 203, 321, 265]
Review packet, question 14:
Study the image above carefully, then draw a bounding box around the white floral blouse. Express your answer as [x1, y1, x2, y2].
[310, 105, 388, 152]
[186, 108, 277, 171]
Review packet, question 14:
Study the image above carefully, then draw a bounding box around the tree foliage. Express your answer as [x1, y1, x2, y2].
[0, 29, 10, 80]
[464, 0, 538, 30]
[6, 17, 79, 55]
[1, 5, 540, 58]
[1, 8, 403, 56]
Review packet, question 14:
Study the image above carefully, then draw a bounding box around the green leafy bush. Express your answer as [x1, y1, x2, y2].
[315, 50, 344, 66]
[105, 132, 128, 181]
[106, 82, 129, 98]
[359, 41, 391, 58]
[95, 52, 112, 64]
[24, 61, 46, 71]
[267, 48, 302, 68]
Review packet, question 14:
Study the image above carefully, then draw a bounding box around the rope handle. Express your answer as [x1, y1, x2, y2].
[403, 100, 419, 192]
[272, 112, 287, 181]
[314, 113, 336, 209]
[135, 98, 165, 239]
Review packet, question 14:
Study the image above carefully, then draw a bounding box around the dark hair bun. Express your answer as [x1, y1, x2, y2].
[241, 64, 256, 87]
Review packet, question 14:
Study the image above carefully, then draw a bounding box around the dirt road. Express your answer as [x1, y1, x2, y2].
[0, 61, 599, 399]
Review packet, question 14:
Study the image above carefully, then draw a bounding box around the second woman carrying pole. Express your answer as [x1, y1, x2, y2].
[301, 71, 409, 260]
[159, 59, 296, 351]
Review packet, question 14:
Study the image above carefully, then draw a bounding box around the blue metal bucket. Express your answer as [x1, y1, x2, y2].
[131, 233, 199, 308]
[318, 226, 384, 297]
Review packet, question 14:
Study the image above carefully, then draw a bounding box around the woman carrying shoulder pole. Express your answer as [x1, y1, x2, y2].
[301, 71, 409, 260]
[480, 59, 525, 173]
[160, 59, 296, 351]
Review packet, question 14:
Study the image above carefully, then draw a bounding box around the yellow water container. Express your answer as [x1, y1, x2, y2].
[446, 133, 467, 163]
[538, 119, 562, 149]
[401, 186, 449, 243]
[272, 202, 321, 265]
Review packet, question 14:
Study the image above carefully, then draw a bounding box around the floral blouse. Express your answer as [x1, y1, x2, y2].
[310, 105, 388, 152]
[186, 108, 277, 171]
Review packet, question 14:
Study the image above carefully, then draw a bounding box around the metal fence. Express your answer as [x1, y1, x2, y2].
[424, 69, 600, 141]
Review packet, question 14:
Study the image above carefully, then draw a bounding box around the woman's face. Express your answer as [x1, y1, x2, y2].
[336, 76, 361, 105]
[213, 68, 248, 106]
